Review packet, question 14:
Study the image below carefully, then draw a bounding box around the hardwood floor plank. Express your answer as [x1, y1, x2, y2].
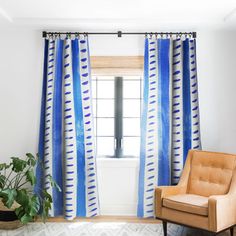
[36, 216, 161, 224]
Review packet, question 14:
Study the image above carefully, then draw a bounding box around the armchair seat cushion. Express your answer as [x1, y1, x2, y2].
[163, 194, 208, 216]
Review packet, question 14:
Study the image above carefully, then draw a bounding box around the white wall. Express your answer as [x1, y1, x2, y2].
[0, 29, 236, 215]
[197, 30, 236, 153]
[0, 29, 43, 158]
[97, 158, 139, 215]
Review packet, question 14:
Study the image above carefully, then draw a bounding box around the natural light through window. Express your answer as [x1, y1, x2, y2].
[92, 75, 142, 158]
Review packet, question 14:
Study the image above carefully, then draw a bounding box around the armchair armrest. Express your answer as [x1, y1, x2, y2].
[155, 151, 192, 217]
[208, 168, 236, 232]
[155, 185, 187, 198]
[208, 194, 236, 232]
[155, 185, 187, 217]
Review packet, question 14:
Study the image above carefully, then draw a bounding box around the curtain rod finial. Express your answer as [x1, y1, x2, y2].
[193, 32, 197, 38]
[42, 31, 47, 38]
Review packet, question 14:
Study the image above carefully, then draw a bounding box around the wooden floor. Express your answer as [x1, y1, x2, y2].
[38, 216, 160, 224]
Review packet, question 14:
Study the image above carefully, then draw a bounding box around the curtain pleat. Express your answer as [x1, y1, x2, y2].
[138, 37, 201, 218]
[36, 37, 99, 220]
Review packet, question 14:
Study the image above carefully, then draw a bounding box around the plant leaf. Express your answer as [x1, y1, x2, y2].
[26, 153, 36, 166]
[41, 199, 51, 222]
[0, 163, 10, 171]
[26, 170, 36, 185]
[27, 158, 36, 166]
[15, 189, 29, 206]
[48, 176, 61, 192]
[0, 164, 5, 171]
[15, 191, 39, 223]
[0, 189, 17, 208]
[0, 175, 6, 188]
[28, 195, 40, 216]
[15, 206, 24, 219]
[20, 214, 32, 224]
[26, 153, 34, 159]
[11, 157, 27, 173]
[43, 190, 52, 203]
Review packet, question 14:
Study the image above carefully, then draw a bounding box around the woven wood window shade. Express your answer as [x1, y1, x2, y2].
[90, 56, 144, 76]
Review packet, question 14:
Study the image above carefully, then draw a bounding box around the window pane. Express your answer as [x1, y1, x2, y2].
[97, 100, 114, 117]
[123, 118, 140, 136]
[123, 99, 140, 117]
[97, 118, 114, 136]
[141, 78, 144, 99]
[91, 78, 97, 98]
[92, 100, 96, 117]
[97, 137, 114, 156]
[97, 80, 114, 98]
[93, 120, 97, 137]
[123, 80, 141, 98]
[92, 75, 143, 158]
[123, 137, 140, 157]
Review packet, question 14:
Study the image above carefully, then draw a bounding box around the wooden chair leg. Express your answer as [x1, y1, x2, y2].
[230, 227, 234, 236]
[162, 221, 167, 236]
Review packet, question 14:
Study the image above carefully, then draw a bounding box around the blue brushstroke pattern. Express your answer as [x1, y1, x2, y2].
[52, 39, 63, 215]
[183, 39, 192, 163]
[157, 39, 170, 186]
[72, 39, 86, 217]
[35, 39, 48, 196]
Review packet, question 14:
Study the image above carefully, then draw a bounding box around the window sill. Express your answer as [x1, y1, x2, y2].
[97, 155, 139, 158]
[96, 156, 139, 168]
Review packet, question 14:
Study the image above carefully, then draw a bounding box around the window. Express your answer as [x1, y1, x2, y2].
[92, 75, 142, 158]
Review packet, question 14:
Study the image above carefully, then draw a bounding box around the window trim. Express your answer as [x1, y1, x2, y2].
[91, 56, 143, 158]
[114, 77, 123, 158]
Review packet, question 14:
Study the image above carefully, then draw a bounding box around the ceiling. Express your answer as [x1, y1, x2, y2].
[0, 0, 236, 31]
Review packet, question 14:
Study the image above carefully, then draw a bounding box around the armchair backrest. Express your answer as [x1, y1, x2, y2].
[186, 150, 236, 197]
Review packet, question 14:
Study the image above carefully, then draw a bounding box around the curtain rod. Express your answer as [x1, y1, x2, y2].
[42, 31, 197, 38]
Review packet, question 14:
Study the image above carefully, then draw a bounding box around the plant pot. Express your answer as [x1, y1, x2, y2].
[0, 199, 22, 230]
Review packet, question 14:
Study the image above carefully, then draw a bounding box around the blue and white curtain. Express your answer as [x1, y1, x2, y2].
[35, 36, 99, 220]
[138, 36, 201, 218]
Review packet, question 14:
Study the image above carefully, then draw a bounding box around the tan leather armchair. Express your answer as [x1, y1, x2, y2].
[155, 150, 236, 236]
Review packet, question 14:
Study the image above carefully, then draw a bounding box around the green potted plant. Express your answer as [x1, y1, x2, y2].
[0, 153, 60, 229]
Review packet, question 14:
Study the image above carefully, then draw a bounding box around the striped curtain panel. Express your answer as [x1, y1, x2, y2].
[35, 36, 99, 220]
[137, 36, 201, 218]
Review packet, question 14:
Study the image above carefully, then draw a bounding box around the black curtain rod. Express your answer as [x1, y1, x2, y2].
[42, 31, 197, 38]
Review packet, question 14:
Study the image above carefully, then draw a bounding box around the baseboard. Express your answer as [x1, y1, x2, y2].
[100, 204, 137, 216]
